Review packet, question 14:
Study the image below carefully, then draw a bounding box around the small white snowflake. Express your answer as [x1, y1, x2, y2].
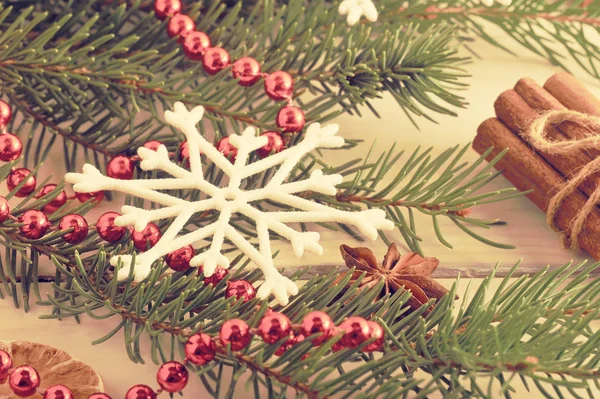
[480, 0, 511, 6]
[65, 102, 394, 305]
[339, 0, 378, 26]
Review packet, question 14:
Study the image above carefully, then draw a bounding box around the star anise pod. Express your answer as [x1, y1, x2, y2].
[338, 243, 450, 310]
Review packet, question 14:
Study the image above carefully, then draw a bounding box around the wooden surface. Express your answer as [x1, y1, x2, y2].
[1, 32, 600, 398]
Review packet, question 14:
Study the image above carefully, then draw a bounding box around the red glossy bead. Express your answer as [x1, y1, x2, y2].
[264, 71, 294, 101]
[0, 196, 10, 223]
[165, 245, 194, 271]
[0, 349, 12, 383]
[154, 0, 181, 20]
[0, 133, 22, 161]
[257, 131, 284, 158]
[185, 333, 216, 365]
[201, 266, 228, 285]
[217, 136, 237, 162]
[107, 156, 134, 180]
[220, 319, 251, 351]
[182, 31, 211, 61]
[59, 214, 89, 244]
[185, 334, 217, 366]
[167, 14, 195, 42]
[276, 106, 305, 133]
[75, 190, 104, 204]
[125, 385, 156, 399]
[275, 332, 305, 356]
[258, 312, 292, 344]
[179, 141, 190, 162]
[132, 223, 161, 251]
[225, 280, 256, 302]
[43, 384, 74, 399]
[338, 316, 371, 348]
[19, 210, 49, 239]
[301, 311, 334, 345]
[363, 321, 384, 352]
[7, 168, 36, 197]
[88, 394, 112, 399]
[96, 212, 128, 243]
[203, 47, 230, 75]
[0, 100, 12, 127]
[157, 361, 188, 393]
[38, 184, 67, 213]
[232, 57, 262, 87]
[9, 365, 40, 397]
[143, 140, 163, 151]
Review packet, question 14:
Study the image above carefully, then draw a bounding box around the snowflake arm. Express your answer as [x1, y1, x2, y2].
[245, 169, 342, 201]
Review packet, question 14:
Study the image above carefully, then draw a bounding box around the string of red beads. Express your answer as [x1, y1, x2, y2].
[0, 313, 384, 398]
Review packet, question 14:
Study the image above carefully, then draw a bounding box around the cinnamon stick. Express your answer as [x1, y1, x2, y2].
[545, 72, 600, 117]
[514, 77, 600, 159]
[494, 90, 600, 198]
[473, 118, 600, 259]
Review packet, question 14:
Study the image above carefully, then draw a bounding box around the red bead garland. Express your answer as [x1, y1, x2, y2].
[0, 196, 10, 224]
[0, 350, 12, 383]
[338, 316, 371, 348]
[182, 31, 211, 61]
[107, 156, 134, 180]
[167, 14, 195, 41]
[43, 384, 74, 399]
[201, 266, 228, 285]
[96, 212, 128, 243]
[7, 168, 36, 197]
[203, 47, 230, 75]
[165, 245, 194, 271]
[216, 136, 237, 162]
[9, 365, 40, 397]
[59, 214, 89, 244]
[0, 133, 22, 162]
[277, 106, 305, 133]
[364, 320, 385, 352]
[154, 0, 181, 20]
[38, 184, 68, 213]
[143, 140, 163, 152]
[258, 312, 292, 344]
[301, 311, 334, 345]
[0, 100, 12, 127]
[185, 333, 216, 365]
[75, 190, 104, 204]
[225, 280, 256, 302]
[264, 71, 294, 101]
[257, 131, 285, 158]
[19, 210, 49, 239]
[232, 57, 262, 87]
[88, 394, 112, 399]
[157, 361, 188, 393]
[132, 223, 161, 251]
[125, 385, 156, 399]
[220, 319, 252, 351]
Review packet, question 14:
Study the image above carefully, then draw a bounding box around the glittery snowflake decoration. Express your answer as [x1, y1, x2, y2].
[339, 0, 378, 26]
[65, 102, 394, 305]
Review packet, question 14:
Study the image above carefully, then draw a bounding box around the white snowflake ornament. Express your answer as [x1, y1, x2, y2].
[339, 0, 378, 26]
[480, 0, 511, 6]
[65, 102, 394, 305]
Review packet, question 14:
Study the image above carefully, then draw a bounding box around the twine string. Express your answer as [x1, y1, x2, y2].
[528, 110, 600, 249]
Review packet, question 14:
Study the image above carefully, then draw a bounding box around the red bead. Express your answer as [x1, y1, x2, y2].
[0, 100, 12, 127]
[0, 196, 10, 223]
[143, 140, 163, 151]
[276, 106, 305, 133]
[38, 184, 67, 213]
[257, 131, 284, 158]
[182, 31, 211, 61]
[264, 71, 294, 101]
[217, 136, 237, 162]
[88, 392, 112, 399]
[258, 312, 292, 344]
[185, 333, 216, 365]
[225, 280, 256, 302]
[203, 47, 230, 75]
[19, 210, 49, 239]
[59, 214, 89, 244]
[125, 385, 156, 399]
[363, 321, 384, 352]
[201, 266, 228, 285]
[157, 361, 188, 393]
[7, 168, 36, 197]
[96, 212, 127, 243]
[132, 223, 161, 251]
[9, 365, 40, 397]
[154, 0, 181, 20]
[43, 385, 74, 399]
[220, 319, 251, 351]
[0, 133, 22, 161]
[338, 316, 371, 348]
[166, 245, 194, 271]
[0, 349, 12, 383]
[75, 190, 104, 204]
[88, 394, 112, 399]
[232, 57, 262, 87]
[179, 141, 190, 162]
[301, 311, 334, 345]
[107, 156, 134, 180]
[275, 332, 305, 356]
[167, 14, 195, 42]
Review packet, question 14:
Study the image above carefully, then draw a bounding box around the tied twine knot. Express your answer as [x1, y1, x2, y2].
[529, 110, 600, 250]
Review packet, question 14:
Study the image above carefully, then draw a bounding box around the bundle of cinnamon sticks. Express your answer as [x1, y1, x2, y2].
[473, 72, 600, 259]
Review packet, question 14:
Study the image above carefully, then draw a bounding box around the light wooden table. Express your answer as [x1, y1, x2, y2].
[1, 35, 599, 398]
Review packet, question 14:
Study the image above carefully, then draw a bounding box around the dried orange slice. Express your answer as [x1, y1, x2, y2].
[0, 341, 103, 399]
